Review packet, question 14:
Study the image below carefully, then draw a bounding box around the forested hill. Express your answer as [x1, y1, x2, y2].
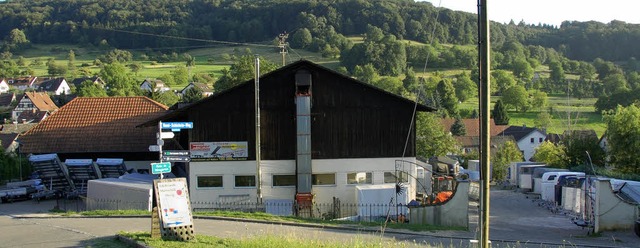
[1, 0, 640, 62]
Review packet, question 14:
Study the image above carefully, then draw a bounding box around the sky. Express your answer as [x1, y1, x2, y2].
[421, 0, 640, 27]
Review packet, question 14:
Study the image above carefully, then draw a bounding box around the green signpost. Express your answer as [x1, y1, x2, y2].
[151, 162, 171, 174]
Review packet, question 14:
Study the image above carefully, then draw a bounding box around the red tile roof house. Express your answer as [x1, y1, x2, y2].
[440, 118, 510, 155]
[11, 92, 59, 121]
[18, 97, 175, 173]
[8, 76, 38, 91]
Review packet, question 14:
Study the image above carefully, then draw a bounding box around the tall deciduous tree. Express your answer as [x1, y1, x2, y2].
[453, 72, 477, 102]
[436, 78, 459, 117]
[562, 131, 605, 167]
[492, 100, 510, 125]
[491, 70, 516, 94]
[601, 73, 629, 96]
[502, 85, 529, 112]
[491, 140, 523, 182]
[3, 28, 30, 52]
[549, 60, 565, 83]
[100, 62, 139, 96]
[512, 57, 534, 81]
[532, 141, 568, 168]
[76, 81, 107, 97]
[182, 86, 203, 103]
[171, 65, 189, 86]
[214, 53, 277, 92]
[605, 104, 640, 173]
[416, 112, 459, 157]
[290, 28, 313, 49]
[534, 112, 552, 131]
[529, 90, 548, 111]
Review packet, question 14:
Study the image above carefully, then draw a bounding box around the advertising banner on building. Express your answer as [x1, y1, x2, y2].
[189, 141, 248, 161]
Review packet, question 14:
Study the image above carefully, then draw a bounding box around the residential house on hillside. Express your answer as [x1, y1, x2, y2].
[0, 93, 17, 108]
[545, 133, 562, 144]
[70, 76, 105, 89]
[0, 79, 9, 93]
[7, 76, 37, 91]
[180, 82, 213, 97]
[497, 125, 547, 161]
[18, 97, 172, 173]
[11, 92, 58, 121]
[37, 78, 71, 95]
[143, 60, 435, 205]
[140, 79, 171, 92]
[0, 133, 20, 154]
[440, 118, 510, 154]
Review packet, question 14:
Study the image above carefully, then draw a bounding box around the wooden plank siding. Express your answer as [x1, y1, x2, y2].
[172, 61, 429, 161]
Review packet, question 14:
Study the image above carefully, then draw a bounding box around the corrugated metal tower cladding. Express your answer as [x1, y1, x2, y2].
[178, 61, 421, 160]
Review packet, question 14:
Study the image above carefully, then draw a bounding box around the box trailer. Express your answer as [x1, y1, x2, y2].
[355, 184, 409, 221]
[518, 164, 546, 191]
[86, 174, 154, 211]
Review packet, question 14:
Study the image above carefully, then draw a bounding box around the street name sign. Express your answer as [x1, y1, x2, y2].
[161, 122, 193, 130]
[151, 162, 171, 174]
[163, 150, 190, 156]
[162, 156, 191, 162]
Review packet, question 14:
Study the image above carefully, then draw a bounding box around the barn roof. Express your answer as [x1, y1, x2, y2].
[141, 60, 434, 126]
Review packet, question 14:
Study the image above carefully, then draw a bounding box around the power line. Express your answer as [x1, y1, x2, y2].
[91, 26, 277, 48]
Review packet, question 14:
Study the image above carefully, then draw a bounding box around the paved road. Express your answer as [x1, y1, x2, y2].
[0, 190, 637, 248]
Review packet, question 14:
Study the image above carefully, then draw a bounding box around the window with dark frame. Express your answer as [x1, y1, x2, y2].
[197, 175, 223, 188]
[347, 172, 372, 184]
[312, 173, 335, 185]
[384, 171, 409, 183]
[235, 175, 256, 187]
[273, 175, 296, 186]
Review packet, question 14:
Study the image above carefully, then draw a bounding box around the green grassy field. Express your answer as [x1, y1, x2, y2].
[12, 43, 605, 134]
[459, 95, 605, 136]
[18, 44, 341, 90]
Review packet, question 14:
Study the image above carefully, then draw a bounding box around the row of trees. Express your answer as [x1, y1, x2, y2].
[2, 0, 639, 62]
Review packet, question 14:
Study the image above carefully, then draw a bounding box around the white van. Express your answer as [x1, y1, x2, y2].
[541, 171, 585, 202]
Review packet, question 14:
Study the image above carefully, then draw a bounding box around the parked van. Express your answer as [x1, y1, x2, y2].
[541, 171, 585, 202]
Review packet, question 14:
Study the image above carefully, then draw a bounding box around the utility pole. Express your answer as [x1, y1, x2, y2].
[478, 0, 491, 247]
[278, 32, 288, 66]
[254, 55, 263, 205]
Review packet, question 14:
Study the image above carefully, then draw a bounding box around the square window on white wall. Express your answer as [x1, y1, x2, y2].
[347, 172, 372, 184]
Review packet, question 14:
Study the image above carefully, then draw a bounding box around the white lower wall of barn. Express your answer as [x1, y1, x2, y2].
[188, 157, 418, 204]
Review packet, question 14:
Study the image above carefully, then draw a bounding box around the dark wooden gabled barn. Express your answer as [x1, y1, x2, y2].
[156, 60, 434, 160]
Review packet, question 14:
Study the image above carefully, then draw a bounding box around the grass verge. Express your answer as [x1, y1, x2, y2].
[51, 209, 465, 232]
[118, 231, 428, 248]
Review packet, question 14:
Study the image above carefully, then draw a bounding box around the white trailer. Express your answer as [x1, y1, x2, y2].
[355, 184, 409, 220]
[86, 174, 154, 211]
[541, 172, 585, 202]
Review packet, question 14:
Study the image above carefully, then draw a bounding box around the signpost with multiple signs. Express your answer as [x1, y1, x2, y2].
[154, 121, 194, 179]
[151, 122, 195, 241]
